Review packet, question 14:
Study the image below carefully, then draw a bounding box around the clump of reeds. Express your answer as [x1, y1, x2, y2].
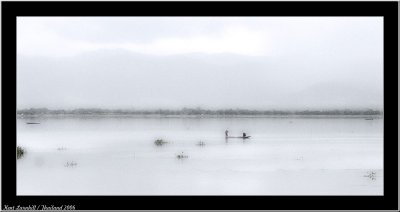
[364, 170, 377, 180]
[176, 152, 188, 159]
[196, 141, 206, 147]
[57, 147, 67, 151]
[17, 146, 25, 159]
[65, 161, 78, 167]
[295, 156, 304, 161]
[154, 139, 168, 146]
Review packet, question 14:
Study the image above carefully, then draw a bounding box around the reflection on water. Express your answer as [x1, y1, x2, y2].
[17, 117, 383, 195]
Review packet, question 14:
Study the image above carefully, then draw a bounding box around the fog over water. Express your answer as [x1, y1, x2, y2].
[17, 17, 383, 110]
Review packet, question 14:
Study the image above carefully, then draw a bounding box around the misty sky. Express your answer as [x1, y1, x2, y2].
[17, 17, 383, 110]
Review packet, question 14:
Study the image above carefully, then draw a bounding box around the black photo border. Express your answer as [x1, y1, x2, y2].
[1, 1, 398, 210]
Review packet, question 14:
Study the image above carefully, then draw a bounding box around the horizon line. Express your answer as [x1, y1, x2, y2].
[16, 107, 383, 111]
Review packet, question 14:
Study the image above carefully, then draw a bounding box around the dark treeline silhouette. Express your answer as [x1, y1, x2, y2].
[17, 107, 383, 116]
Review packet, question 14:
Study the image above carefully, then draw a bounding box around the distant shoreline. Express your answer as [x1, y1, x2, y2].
[16, 114, 383, 119]
[16, 108, 383, 118]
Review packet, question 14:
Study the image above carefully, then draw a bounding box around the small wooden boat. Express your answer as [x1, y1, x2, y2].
[365, 118, 374, 120]
[226, 136, 251, 139]
[26, 122, 40, 124]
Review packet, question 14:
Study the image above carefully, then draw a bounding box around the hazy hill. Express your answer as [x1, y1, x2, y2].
[17, 49, 383, 110]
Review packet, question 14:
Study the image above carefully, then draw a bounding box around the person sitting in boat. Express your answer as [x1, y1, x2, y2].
[225, 130, 229, 137]
[243, 132, 247, 137]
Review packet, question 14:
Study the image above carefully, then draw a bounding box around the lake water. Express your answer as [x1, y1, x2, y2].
[17, 117, 383, 195]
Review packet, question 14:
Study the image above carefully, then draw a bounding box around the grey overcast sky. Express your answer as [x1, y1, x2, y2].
[17, 17, 383, 110]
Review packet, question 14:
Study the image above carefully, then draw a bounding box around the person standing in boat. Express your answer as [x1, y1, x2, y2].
[243, 132, 247, 137]
[225, 130, 229, 137]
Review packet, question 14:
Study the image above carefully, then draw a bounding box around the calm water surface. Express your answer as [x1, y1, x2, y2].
[17, 117, 383, 195]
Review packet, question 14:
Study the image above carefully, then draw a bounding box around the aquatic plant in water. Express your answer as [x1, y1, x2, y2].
[196, 141, 206, 146]
[17, 146, 25, 159]
[154, 139, 168, 146]
[57, 147, 67, 151]
[364, 170, 377, 180]
[65, 161, 78, 167]
[177, 152, 188, 159]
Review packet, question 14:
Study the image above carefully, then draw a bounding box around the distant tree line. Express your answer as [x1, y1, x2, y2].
[17, 107, 383, 116]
